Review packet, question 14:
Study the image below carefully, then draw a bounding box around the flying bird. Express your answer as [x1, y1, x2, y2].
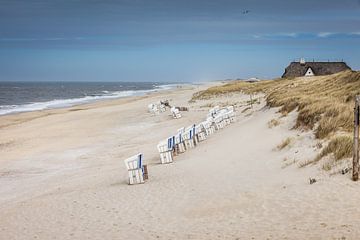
[242, 10, 250, 14]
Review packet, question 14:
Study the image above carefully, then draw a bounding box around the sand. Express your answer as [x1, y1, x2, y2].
[1, 83, 360, 240]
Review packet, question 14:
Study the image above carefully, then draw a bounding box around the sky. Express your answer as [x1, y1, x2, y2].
[0, 0, 360, 82]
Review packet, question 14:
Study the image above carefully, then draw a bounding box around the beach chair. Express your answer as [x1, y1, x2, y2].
[183, 125, 196, 149]
[219, 109, 231, 126]
[214, 115, 224, 130]
[227, 106, 236, 123]
[202, 119, 215, 136]
[124, 153, 145, 185]
[157, 137, 175, 164]
[148, 103, 160, 115]
[208, 105, 220, 118]
[195, 123, 207, 142]
[174, 131, 186, 154]
[171, 106, 182, 119]
[159, 103, 166, 112]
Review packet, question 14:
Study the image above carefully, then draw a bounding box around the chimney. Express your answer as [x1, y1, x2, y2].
[300, 58, 306, 65]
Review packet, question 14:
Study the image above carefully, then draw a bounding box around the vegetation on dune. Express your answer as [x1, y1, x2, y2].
[268, 119, 280, 128]
[277, 137, 293, 150]
[193, 70, 360, 163]
[193, 70, 360, 139]
[315, 135, 353, 162]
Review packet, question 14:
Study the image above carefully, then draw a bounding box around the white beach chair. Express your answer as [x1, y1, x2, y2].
[195, 123, 207, 142]
[157, 137, 175, 164]
[159, 103, 166, 112]
[202, 118, 215, 136]
[174, 131, 186, 154]
[171, 107, 182, 119]
[183, 125, 196, 149]
[124, 153, 145, 185]
[227, 106, 236, 123]
[214, 115, 225, 130]
[148, 103, 160, 115]
[219, 109, 231, 126]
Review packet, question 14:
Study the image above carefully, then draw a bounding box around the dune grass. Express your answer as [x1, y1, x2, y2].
[193, 70, 360, 163]
[277, 137, 293, 150]
[268, 119, 280, 128]
[315, 135, 353, 162]
[193, 70, 360, 139]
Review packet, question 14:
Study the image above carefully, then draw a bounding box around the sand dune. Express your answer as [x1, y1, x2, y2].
[1, 83, 360, 239]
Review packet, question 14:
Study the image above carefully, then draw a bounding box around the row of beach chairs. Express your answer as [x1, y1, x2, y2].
[157, 105, 236, 164]
[124, 105, 236, 185]
[148, 102, 182, 119]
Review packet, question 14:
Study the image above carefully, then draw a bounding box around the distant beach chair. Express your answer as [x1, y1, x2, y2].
[214, 115, 225, 130]
[195, 123, 207, 142]
[124, 153, 146, 185]
[208, 106, 220, 118]
[219, 109, 231, 126]
[183, 125, 196, 149]
[159, 103, 166, 112]
[148, 103, 160, 115]
[171, 106, 182, 119]
[227, 106, 236, 123]
[157, 137, 175, 164]
[202, 118, 215, 136]
[175, 128, 186, 153]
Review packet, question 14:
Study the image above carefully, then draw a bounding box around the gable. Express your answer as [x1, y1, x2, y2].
[305, 67, 314, 76]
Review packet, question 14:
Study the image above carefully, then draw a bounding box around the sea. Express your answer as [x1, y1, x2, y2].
[0, 82, 177, 116]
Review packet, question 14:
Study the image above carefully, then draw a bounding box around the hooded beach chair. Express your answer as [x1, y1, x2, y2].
[202, 118, 215, 136]
[174, 131, 186, 154]
[227, 106, 236, 123]
[124, 153, 145, 185]
[219, 109, 231, 126]
[195, 123, 207, 142]
[148, 103, 160, 115]
[183, 125, 196, 149]
[159, 103, 166, 112]
[171, 106, 182, 119]
[213, 115, 225, 130]
[157, 137, 175, 164]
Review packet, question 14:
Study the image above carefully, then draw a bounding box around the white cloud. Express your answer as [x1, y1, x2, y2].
[317, 32, 335, 38]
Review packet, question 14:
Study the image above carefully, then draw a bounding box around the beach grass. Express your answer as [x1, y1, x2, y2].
[193, 70, 360, 162]
[277, 137, 293, 150]
[193, 70, 360, 139]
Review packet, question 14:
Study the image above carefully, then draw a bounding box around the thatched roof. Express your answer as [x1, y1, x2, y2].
[282, 61, 351, 78]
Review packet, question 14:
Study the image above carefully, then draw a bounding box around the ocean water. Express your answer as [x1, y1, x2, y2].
[0, 82, 176, 115]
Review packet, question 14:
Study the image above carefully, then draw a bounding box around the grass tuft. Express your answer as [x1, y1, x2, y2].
[268, 119, 280, 128]
[315, 135, 353, 162]
[277, 137, 293, 150]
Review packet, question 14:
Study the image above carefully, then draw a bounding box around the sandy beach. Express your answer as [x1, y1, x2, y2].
[1, 82, 360, 240]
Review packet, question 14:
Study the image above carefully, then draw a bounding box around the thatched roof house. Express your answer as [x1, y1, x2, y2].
[282, 59, 351, 78]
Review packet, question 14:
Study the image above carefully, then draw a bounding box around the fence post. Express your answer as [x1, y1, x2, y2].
[353, 96, 360, 181]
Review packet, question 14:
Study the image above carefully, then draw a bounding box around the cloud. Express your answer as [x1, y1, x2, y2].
[317, 32, 335, 38]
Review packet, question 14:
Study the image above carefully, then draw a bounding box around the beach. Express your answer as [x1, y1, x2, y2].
[1, 82, 360, 240]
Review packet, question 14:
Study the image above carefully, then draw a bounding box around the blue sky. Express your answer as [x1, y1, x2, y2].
[0, 0, 360, 82]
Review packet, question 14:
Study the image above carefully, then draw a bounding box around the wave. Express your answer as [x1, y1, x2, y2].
[0, 84, 177, 116]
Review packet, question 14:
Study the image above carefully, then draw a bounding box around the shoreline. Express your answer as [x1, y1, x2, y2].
[0, 82, 194, 118]
[0, 83, 207, 129]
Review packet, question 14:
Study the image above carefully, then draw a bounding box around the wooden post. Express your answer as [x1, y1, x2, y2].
[353, 96, 360, 181]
